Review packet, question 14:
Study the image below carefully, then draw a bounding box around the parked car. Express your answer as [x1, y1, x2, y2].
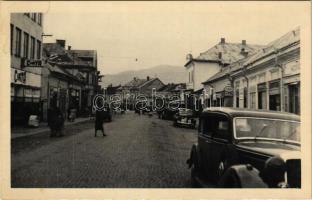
[159, 108, 177, 120]
[187, 107, 301, 188]
[173, 108, 196, 128]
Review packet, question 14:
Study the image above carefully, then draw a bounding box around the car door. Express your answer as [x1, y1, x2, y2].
[208, 113, 231, 180]
[198, 114, 216, 177]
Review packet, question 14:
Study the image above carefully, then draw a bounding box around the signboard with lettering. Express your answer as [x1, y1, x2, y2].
[11, 68, 41, 87]
[14, 70, 26, 84]
[21, 58, 42, 68]
[223, 86, 233, 97]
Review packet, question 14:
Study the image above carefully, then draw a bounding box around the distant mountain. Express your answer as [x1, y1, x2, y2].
[100, 65, 186, 87]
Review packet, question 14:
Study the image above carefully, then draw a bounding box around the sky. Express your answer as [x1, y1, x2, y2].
[42, 1, 309, 75]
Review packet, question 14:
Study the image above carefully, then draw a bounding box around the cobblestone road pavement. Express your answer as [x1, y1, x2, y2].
[11, 111, 198, 188]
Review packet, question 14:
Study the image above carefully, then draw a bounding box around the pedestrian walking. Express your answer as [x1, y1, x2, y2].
[95, 109, 106, 137]
[48, 106, 64, 137]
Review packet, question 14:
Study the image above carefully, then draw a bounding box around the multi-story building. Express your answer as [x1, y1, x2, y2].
[202, 28, 300, 114]
[10, 13, 43, 125]
[42, 40, 100, 120]
[184, 38, 263, 109]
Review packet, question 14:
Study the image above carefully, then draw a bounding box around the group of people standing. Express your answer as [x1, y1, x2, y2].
[47, 104, 108, 138]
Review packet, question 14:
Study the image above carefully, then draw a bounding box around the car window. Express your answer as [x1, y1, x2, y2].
[200, 116, 215, 136]
[213, 115, 230, 140]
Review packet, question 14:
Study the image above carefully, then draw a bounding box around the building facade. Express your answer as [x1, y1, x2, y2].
[184, 38, 263, 109]
[42, 40, 100, 121]
[202, 28, 300, 114]
[11, 13, 43, 125]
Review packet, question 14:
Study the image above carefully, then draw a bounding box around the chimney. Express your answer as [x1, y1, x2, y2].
[218, 52, 222, 59]
[56, 39, 66, 48]
[242, 40, 246, 46]
[220, 38, 225, 44]
[68, 45, 71, 50]
[147, 76, 150, 81]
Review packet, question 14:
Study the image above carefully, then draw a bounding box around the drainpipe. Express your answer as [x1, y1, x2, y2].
[274, 48, 284, 112]
[226, 72, 234, 107]
[242, 66, 249, 109]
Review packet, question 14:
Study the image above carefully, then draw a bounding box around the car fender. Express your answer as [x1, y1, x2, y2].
[187, 144, 202, 169]
[218, 164, 268, 188]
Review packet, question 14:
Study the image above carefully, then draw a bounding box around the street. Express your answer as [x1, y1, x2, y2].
[11, 111, 198, 188]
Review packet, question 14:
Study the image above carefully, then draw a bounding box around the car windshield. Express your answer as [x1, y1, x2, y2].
[234, 117, 300, 142]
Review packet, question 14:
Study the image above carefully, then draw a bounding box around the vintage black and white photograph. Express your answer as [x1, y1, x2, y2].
[3, 1, 310, 194]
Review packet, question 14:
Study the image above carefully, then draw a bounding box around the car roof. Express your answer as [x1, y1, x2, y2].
[202, 107, 300, 121]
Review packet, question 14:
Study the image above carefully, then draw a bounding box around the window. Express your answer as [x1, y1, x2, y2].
[201, 115, 229, 140]
[10, 24, 14, 55]
[37, 13, 42, 26]
[30, 36, 35, 59]
[200, 116, 214, 136]
[36, 40, 41, 59]
[15, 27, 21, 57]
[31, 13, 36, 22]
[214, 115, 230, 140]
[23, 32, 29, 58]
[243, 87, 248, 108]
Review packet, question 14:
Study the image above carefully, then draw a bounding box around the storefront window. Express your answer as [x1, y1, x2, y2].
[257, 83, 267, 110]
[288, 83, 300, 114]
[269, 80, 281, 111]
[243, 87, 248, 108]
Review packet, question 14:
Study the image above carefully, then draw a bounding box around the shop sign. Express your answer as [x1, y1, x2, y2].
[11, 68, 41, 87]
[21, 58, 42, 68]
[14, 70, 26, 84]
[224, 86, 233, 97]
[284, 60, 300, 76]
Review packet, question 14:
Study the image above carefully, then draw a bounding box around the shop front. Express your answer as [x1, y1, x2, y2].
[223, 86, 233, 107]
[11, 68, 41, 125]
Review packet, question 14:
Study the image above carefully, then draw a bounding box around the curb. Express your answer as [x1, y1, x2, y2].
[11, 118, 93, 140]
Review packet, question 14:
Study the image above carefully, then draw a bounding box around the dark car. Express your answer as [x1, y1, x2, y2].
[187, 107, 300, 188]
[173, 108, 196, 128]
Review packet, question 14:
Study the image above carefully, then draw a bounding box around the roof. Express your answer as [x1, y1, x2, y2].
[44, 63, 80, 81]
[202, 28, 300, 84]
[67, 49, 96, 58]
[157, 83, 177, 92]
[243, 27, 300, 66]
[195, 42, 264, 64]
[43, 42, 97, 69]
[193, 88, 204, 94]
[106, 85, 121, 95]
[124, 78, 147, 88]
[202, 107, 300, 121]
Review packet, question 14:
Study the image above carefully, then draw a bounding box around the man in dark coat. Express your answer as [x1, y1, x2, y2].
[48, 107, 64, 137]
[95, 108, 106, 137]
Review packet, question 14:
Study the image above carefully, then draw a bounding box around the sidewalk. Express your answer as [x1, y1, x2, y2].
[11, 117, 92, 139]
